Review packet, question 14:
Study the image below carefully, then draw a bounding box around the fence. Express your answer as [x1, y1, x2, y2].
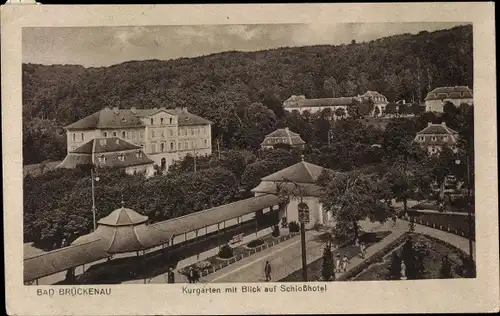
[401, 214, 474, 240]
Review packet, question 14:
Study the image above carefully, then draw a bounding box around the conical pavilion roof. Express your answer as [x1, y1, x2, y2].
[98, 207, 149, 227]
[261, 161, 327, 184]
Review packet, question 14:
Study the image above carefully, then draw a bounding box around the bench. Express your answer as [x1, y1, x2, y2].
[230, 233, 244, 244]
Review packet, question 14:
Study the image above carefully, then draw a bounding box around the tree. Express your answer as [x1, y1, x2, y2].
[388, 251, 402, 280]
[321, 244, 335, 281]
[334, 108, 346, 119]
[385, 103, 398, 115]
[323, 77, 338, 97]
[319, 170, 392, 243]
[440, 256, 453, 278]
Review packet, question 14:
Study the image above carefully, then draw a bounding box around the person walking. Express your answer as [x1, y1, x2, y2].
[188, 267, 195, 284]
[359, 242, 366, 259]
[334, 253, 341, 273]
[264, 261, 272, 281]
[167, 267, 175, 284]
[342, 255, 349, 272]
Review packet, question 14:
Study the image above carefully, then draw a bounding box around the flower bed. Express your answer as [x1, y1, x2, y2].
[352, 233, 474, 280]
[246, 239, 264, 248]
[179, 232, 300, 279]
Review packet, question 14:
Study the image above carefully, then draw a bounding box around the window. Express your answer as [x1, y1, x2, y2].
[81, 133, 84, 141]
[150, 118, 154, 125]
[178, 142, 181, 150]
[204, 139, 208, 147]
[170, 142, 174, 151]
[140, 131, 144, 140]
[160, 143, 165, 152]
[132, 131, 136, 140]
[192, 140, 196, 149]
[160, 118, 164, 125]
[136, 151, 143, 159]
[184, 141, 188, 150]
[122, 131, 126, 139]
[151, 144, 156, 153]
[169, 118, 173, 124]
[98, 154, 106, 164]
[118, 153, 125, 162]
[99, 139, 107, 146]
[419, 136, 425, 141]
[113, 131, 117, 137]
[72, 133, 76, 142]
[103, 131, 108, 137]
[170, 129, 173, 137]
[191, 128, 194, 136]
[152, 130, 156, 138]
[431, 136, 437, 141]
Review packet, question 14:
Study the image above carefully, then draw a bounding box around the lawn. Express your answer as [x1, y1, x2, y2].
[279, 230, 392, 282]
[353, 233, 473, 280]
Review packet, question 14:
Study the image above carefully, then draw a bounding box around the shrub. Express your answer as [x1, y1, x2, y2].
[196, 261, 212, 270]
[439, 256, 453, 278]
[313, 223, 323, 231]
[321, 244, 334, 281]
[387, 251, 402, 280]
[288, 221, 300, 233]
[218, 244, 234, 259]
[247, 239, 264, 248]
[272, 225, 280, 237]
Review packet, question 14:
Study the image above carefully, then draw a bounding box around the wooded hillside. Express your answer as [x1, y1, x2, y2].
[22, 25, 472, 164]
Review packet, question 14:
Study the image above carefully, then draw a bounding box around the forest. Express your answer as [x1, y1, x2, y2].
[22, 25, 472, 165]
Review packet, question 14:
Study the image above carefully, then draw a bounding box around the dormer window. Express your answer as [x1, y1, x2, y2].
[442, 136, 448, 141]
[419, 136, 425, 141]
[136, 151, 143, 159]
[431, 136, 437, 142]
[98, 154, 106, 164]
[118, 153, 125, 162]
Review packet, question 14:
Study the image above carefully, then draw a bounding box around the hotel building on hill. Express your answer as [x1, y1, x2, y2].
[63, 107, 212, 172]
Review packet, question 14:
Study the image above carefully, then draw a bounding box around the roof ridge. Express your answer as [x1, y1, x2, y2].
[24, 238, 103, 261]
[302, 161, 314, 182]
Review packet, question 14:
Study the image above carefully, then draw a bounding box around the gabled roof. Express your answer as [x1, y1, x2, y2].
[362, 91, 386, 98]
[169, 108, 213, 126]
[261, 128, 305, 146]
[98, 207, 149, 226]
[425, 86, 473, 101]
[57, 137, 154, 169]
[417, 123, 459, 135]
[71, 137, 141, 154]
[261, 161, 328, 184]
[65, 109, 145, 130]
[293, 97, 355, 108]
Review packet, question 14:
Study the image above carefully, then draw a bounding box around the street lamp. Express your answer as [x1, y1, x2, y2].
[275, 178, 309, 282]
[91, 167, 100, 231]
[454, 156, 474, 265]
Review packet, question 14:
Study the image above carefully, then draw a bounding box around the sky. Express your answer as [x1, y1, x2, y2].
[22, 22, 467, 68]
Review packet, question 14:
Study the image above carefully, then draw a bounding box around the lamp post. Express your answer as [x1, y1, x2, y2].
[454, 155, 474, 264]
[276, 178, 309, 282]
[90, 167, 100, 231]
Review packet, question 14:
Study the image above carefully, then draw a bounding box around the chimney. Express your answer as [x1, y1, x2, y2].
[113, 106, 119, 114]
[428, 122, 432, 126]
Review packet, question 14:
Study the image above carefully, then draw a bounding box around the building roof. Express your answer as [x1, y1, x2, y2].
[261, 128, 305, 146]
[169, 108, 213, 126]
[24, 239, 110, 282]
[57, 137, 154, 169]
[98, 206, 149, 226]
[65, 107, 212, 130]
[287, 97, 355, 108]
[65, 108, 145, 130]
[424, 86, 473, 101]
[361, 91, 386, 99]
[261, 161, 329, 183]
[416, 122, 459, 135]
[251, 181, 322, 197]
[72, 137, 141, 154]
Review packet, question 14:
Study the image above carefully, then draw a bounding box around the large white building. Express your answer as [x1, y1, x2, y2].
[424, 86, 473, 113]
[64, 107, 212, 172]
[283, 90, 389, 117]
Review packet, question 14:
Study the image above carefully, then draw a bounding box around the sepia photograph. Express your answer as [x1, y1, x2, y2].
[2, 3, 498, 315]
[22, 22, 477, 285]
